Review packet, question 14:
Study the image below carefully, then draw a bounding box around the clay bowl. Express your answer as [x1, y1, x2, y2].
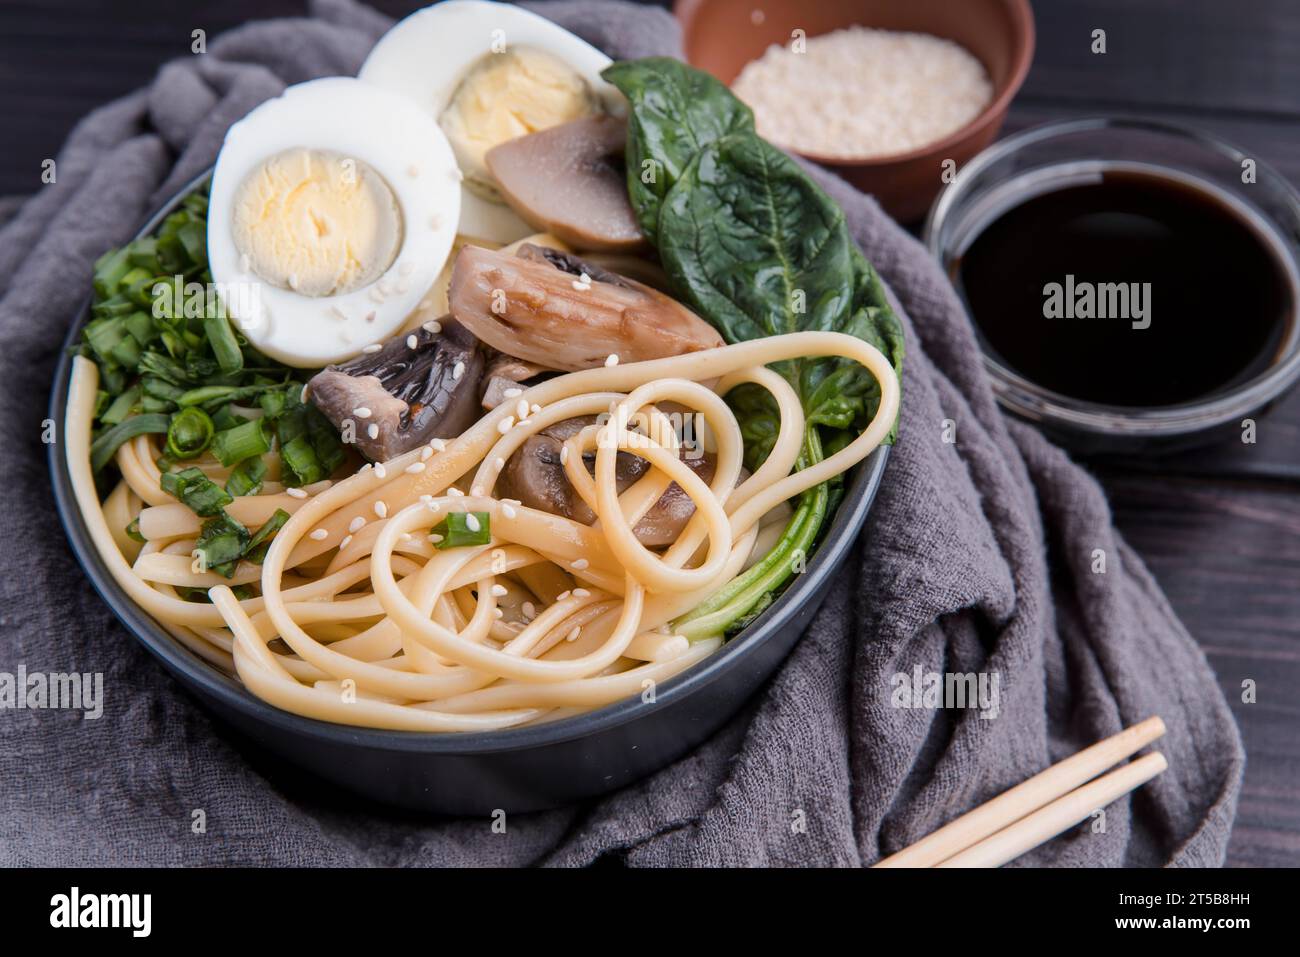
[674, 0, 1035, 222]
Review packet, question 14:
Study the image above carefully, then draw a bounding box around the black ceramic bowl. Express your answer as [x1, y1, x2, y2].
[48, 174, 890, 814]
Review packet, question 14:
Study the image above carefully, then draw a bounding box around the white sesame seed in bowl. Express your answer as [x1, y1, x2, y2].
[731, 27, 993, 162]
[675, 0, 1033, 222]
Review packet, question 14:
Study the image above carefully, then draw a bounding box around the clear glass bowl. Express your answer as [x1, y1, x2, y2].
[923, 116, 1300, 452]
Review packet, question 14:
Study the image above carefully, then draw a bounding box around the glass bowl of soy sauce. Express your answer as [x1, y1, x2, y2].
[924, 116, 1300, 452]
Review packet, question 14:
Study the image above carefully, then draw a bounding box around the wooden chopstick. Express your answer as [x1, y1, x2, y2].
[936, 751, 1168, 867]
[873, 716, 1166, 868]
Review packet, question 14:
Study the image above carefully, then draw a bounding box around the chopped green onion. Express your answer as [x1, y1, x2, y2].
[280, 434, 324, 486]
[177, 383, 274, 410]
[90, 413, 169, 472]
[138, 350, 189, 385]
[225, 456, 268, 497]
[178, 220, 207, 267]
[125, 517, 146, 543]
[161, 466, 232, 516]
[203, 313, 243, 375]
[210, 404, 247, 432]
[166, 406, 214, 459]
[258, 389, 290, 420]
[93, 247, 132, 298]
[123, 311, 156, 347]
[244, 509, 290, 564]
[432, 511, 491, 549]
[195, 512, 249, 577]
[100, 385, 141, 425]
[209, 418, 270, 467]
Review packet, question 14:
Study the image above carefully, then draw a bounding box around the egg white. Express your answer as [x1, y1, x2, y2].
[357, 0, 623, 245]
[207, 77, 461, 368]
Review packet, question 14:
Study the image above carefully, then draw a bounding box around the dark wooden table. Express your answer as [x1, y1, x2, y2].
[1, 0, 1296, 866]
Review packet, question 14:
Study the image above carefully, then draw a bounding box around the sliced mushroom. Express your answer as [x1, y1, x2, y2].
[449, 243, 724, 372]
[307, 319, 486, 461]
[481, 354, 553, 410]
[497, 416, 717, 548]
[485, 115, 644, 252]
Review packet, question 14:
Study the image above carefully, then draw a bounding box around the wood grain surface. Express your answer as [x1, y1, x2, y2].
[0, 0, 1295, 866]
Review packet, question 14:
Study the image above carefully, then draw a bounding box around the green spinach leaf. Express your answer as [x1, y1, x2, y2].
[658, 131, 904, 441]
[601, 57, 755, 244]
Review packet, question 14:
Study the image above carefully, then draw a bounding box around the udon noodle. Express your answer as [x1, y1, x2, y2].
[67, 331, 899, 731]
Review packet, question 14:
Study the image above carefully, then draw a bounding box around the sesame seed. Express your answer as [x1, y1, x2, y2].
[300, 384, 309, 403]
[429, 533, 444, 544]
[309, 528, 328, 541]
[452, 361, 465, 380]
[522, 602, 536, 620]
[363, 343, 382, 354]
[448, 487, 464, 497]
[571, 558, 589, 571]
[406, 462, 426, 474]
[423, 320, 442, 334]
[491, 584, 508, 597]
[500, 503, 517, 519]
[348, 516, 366, 533]
[407, 334, 418, 350]
[470, 485, 484, 497]
[503, 388, 522, 399]
[516, 398, 529, 420]
[285, 487, 308, 499]
[465, 513, 481, 532]
[556, 590, 571, 601]
[531, 404, 541, 415]
[502, 498, 522, 507]
[367, 424, 379, 440]
[566, 626, 582, 642]
[352, 407, 371, 418]
[374, 463, 386, 479]
[421, 446, 433, 460]
[573, 588, 591, 598]
[340, 534, 352, 549]
[329, 305, 348, 322]
[560, 446, 569, 465]
[605, 354, 620, 367]
[374, 501, 388, 519]
[493, 457, 505, 470]
[429, 438, 447, 452]
[494, 608, 504, 619]
[497, 416, 514, 435]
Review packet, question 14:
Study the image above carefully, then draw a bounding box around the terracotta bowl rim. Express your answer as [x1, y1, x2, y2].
[672, 0, 1036, 168]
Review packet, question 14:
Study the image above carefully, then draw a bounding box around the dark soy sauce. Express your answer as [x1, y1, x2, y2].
[955, 166, 1296, 407]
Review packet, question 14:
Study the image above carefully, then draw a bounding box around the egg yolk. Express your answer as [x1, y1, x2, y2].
[231, 148, 402, 297]
[439, 46, 598, 202]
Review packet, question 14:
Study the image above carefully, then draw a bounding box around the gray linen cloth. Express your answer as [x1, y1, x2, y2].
[0, 0, 1242, 866]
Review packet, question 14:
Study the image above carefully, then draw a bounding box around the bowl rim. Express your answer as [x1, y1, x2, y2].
[672, 0, 1036, 168]
[922, 114, 1300, 438]
[48, 168, 891, 757]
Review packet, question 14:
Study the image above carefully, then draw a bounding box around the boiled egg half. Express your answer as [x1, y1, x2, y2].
[207, 77, 460, 367]
[358, 0, 623, 245]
